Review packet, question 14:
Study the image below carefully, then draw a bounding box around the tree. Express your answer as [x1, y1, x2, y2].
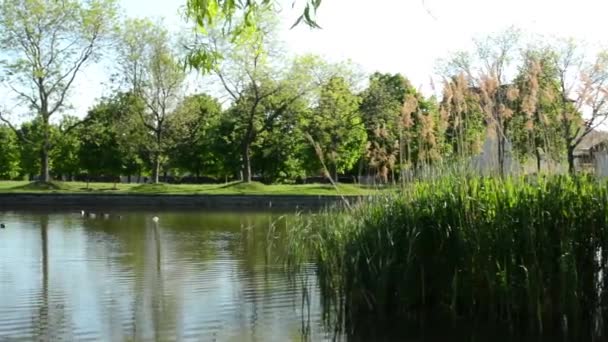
[550, 40, 608, 174]
[478, 77, 520, 177]
[212, 112, 248, 180]
[116, 19, 186, 183]
[251, 90, 310, 183]
[115, 94, 149, 182]
[79, 103, 124, 185]
[511, 48, 565, 172]
[360, 73, 411, 183]
[79, 92, 149, 184]
[0, 0, 118, 182]
[17, 118, 50, 179]
[400, 90, 445, 170]
[439, 73, 485, 160]
[202, 12, 329, 182]
[185, 0, 321, 72]
[303, 76, 367, 180]
[0, 125, 21, 179]
[114, 18, 155, 91]
[168, 94, 223, 178]
[440, 28, 522, 176]
[51, 116, 82, 180]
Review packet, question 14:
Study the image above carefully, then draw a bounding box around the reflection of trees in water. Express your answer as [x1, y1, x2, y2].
[146, 220, 163, 341]
[235, 213, 322, 341]
[159, 211, 302, 340]
[35, 215, 69, 341]
[29, 210, 320, 341]
[78, 214, 179, 341]
[36, 215, 49, 340]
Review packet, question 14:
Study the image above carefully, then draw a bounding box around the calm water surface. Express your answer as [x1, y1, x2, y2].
[0, 209, 330, 341]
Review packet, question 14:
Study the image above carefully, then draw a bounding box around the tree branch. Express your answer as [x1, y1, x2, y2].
[6, 83, 39, 109]
[0, 110, 32, 144]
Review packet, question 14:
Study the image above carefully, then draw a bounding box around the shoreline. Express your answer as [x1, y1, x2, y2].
[0, 192, 363, 210]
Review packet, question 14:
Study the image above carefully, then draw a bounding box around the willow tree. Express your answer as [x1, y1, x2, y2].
[0, 0, 118, 182]
[185, 0, 321, 72]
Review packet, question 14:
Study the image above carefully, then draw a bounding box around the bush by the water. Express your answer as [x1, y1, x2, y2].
[285, 176, 608, 340]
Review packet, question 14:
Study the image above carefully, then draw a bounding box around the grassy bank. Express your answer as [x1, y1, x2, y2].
[284, 176, 608, 340]
[0, 180, 376, 196]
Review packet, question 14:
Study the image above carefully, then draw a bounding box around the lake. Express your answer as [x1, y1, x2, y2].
[0, 209, 333, 341]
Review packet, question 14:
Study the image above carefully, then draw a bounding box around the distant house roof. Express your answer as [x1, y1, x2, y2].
[574, 130, 608, 156]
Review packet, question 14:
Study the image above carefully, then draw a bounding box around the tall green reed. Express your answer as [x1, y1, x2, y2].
[284, 175, 608, 340]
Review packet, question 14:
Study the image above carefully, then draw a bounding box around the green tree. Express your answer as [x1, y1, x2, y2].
[78, 92, 149, 184]
[51, 116, 82, 180]
[251, 91, 310, 183]
[549, 40, 608, 174]
[212, 112, 247, 180]
[116, 19, 186, 183]
[439, 73, 485, 160]
[303, 76, 367, 181]
[17, 118, 51, 179]
[205, 12, 329, 182]
[118, 94, 149, 183]
[0, 0, 118, 182]
[401, 92, 446, 169]
[168, 94, 223, 178]
[440, 28, 522, 176]
[360, 72, 411, 183]
[185, 0, 321, 72]
[0, 125, 21, 179]
[511, 48, 565, 172]
[79, 98, 125, 184]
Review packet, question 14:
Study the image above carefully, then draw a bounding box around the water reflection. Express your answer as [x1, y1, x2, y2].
[0, 210, 329, 341]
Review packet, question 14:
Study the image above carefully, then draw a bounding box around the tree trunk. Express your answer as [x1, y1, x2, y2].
[497, 126, 505, 178]
[567, 145, 576, 175]
[152, 154, 160, 184]
[40, 147, 50, 182]
[153, 126, 163, 184]
[333, 165, 338, 184]
[39, 216, 49, 337]
[242, 143, 252, 183]
[535, 148, 542, 174]
[39, 108, 51, 182]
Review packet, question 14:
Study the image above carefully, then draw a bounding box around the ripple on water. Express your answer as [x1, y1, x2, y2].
[0, 210, 333, 341]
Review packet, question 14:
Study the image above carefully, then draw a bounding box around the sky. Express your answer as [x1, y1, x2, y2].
[5, 0, 608, 120]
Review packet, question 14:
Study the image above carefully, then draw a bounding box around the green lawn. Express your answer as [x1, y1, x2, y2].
[0, 180, 382, 196]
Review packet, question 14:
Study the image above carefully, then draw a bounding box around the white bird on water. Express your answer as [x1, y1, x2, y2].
[80, 210, 85, 216]
[152, 216, 159, 223]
